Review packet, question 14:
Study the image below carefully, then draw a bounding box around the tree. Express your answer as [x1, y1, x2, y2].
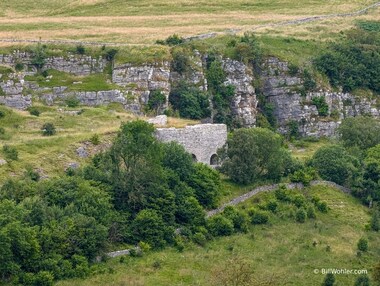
[130, 209, 169, 249]
[162, 142, 195, 182]
[207, 215, 234, 237]
[31, 43, 47, 72]
[169, 81, 211, 119]
[312, 145, 359, 186]
[187, 163, 221, 209]
[354, 274, 370, 286]
[221, 128, 292, 184]
[357, 237, 369, 252]
[338, 117, 380, 150]
[147, 90, 166, 115]
[361, 144, 380, 202]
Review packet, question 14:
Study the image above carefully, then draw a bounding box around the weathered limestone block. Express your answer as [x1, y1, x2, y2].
[0, 94, 32, 110]
[155, 124, 227, 165]
[222, 59, 257, 127]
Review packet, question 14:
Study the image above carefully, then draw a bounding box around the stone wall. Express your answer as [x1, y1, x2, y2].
[155, 124, 227, 165]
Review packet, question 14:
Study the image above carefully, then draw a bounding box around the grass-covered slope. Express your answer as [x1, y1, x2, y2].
[0, 0, 378, 44]
[56, 184, 379, 286]
[0, 105, 198, 180]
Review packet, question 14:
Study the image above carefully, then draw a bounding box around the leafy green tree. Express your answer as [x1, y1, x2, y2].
[221, 128, 292, 184]
[187, 163, 221, 209]
[222, 206, 249, 233]
[312, 145, 359, 186]
[361, 144, 380, 202]
[207, 215, 234, 236]
[338, 117, 380, 150]
[147, 90, 166, 115]
[130, 209, 170, 249]
[162, 142, 195, 181]
[169, 81, 210, 119]
[31, 43, 47, 71]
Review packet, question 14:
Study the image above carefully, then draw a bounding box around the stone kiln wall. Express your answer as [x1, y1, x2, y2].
[155, 124, 227, 165]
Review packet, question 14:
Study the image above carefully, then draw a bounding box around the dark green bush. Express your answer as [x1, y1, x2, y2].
[65, 95, 80, 108]
[207, 215, 234, 236]
[357, 237, 368, 252]
[312, 96, 329, 117]
[248, 208, 270, 225]
[41, 123, 56, 136]
[76, 45, 85, 55]
[28, 106, 41, 117]
[295, 209, 306, 223]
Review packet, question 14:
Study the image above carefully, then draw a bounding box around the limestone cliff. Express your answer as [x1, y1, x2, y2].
[0, 50, 378, 137]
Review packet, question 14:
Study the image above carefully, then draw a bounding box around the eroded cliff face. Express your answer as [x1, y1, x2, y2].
[261, 57, 380, 137]
[0, 50, 378, 137]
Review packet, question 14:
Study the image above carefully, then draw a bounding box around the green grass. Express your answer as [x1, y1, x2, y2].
[55, 184, 379, 286]
[24, 70, 119, 92]
[0, 105, 199, 181]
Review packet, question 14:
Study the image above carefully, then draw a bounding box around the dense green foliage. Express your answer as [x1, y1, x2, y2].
[220, 128, 293, 184]
[314, 29, 380, 93]
[312, 145, 359, 186]
[311, 96, 329, 117]
[338, 117, 380, 150]
[169, 81, 211, 119]
[147, 90, 166, 115]
[0, 120, 222, 284]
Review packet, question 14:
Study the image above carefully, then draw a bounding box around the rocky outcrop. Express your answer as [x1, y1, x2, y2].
[112, 61, 171, 108]
[261, 57, 380, 137]
[0, 94, 32, 110]
[0, 51, 106, 76]
[222, 59, 257, 127]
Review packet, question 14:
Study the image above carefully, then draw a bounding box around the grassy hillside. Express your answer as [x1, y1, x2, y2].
[55, 184, 380, 286]
[0, 105, 198, 181]
[0, 0, 378, 44]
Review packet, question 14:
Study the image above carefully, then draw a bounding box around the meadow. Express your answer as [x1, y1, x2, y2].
[55, 184, 380, 286]
[0, 0, 378, 45]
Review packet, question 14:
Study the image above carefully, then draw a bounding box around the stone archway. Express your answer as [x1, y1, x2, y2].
[210, 154, 218, 165]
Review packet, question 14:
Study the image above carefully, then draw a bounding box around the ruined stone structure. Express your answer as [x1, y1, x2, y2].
[155, 124, 227, 165]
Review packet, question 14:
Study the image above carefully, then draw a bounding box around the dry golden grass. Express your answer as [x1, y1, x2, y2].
[0, 0, 378, 44]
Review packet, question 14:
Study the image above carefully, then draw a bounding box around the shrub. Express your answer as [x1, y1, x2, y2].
[295, 209, 306, 223]
[307, 206, 317, 219]
[104, 49, 118, 61]
[15, 62, 24, 71]
[288, 63, 299, 76]
[28, 106, 41, 117]
[322, 273, 335, 286]
[290, 167, 317, 186]
[222, 206, 250, 233]
[41, 123, 56, 136]
[192, 232, 207, 246]
[147, 90, 166, 114]
[0, 110, 5, 118]
[354, 274, 370, 286]
[207, 215, 234, 237]
[65, 95, 80, 108]
[33, 271, 54, 286]
[248, 208, 270, 225]
[357, 237, 368, 252]
[312, 96, 329, 117]
[160, 34, 184, 46]
[370, 210, 379, 231]
[292, 194, 306, 208]
[266, 200, 278, 213]
[76, 45, 85, 55]
[90, 134, 100, 145]
[316, 201, 328, 213]
[2, 145, 18, 161]
[171, 49, 190, 74]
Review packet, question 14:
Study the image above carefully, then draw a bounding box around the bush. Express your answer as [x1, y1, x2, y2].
[192, 232, 207, 246]
[290, 167, 317, 186]
[322, 273, 335, 286]
[65, 95, 80, 108]
[307, 206, 317, 219]
[90, 134, 101, 145]
[41, 123, 56, 136]
[357, 237, 368, 252]
[104, 49, 118, 61]
[2, 145, 18, 161]
[76, 45, 85, 55]
[248, 208, 270, 225]
[288, 63, 299, 76]
[295, 209, 306, 223]
[354, 274, 370, 286]
[207, 215, 234, 237]
[222, 206, 250, 233]
[28, 106, 41, 117]
[147, 89, 166, 115]
[15, 62, 24, 71]
[312, 96, 329, 117]
[370, 210, 379, 231]
[158, 34, 184, 46]
[33, 271, 54, 286]
[316, 201, 328, 213]
[0, 110, 5, 118]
